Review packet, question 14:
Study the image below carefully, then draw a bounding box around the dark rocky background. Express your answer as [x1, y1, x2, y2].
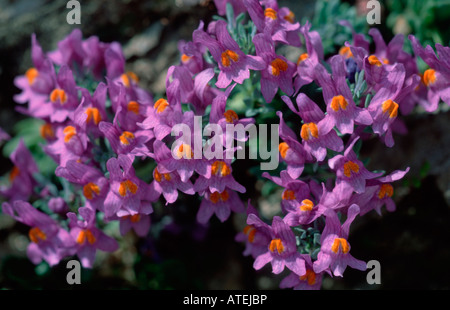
[0, 0, 449, 290]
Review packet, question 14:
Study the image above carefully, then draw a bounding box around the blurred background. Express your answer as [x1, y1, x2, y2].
[0, 0, 449, 289]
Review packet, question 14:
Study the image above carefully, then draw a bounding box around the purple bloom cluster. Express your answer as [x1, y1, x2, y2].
[2, 24, 249, 268]
[212, 0, 441, 290]
[3, 29, 158, 267]
[0, 0, 446, 289]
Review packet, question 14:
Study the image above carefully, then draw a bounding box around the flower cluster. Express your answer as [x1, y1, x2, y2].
[0, 0, 447, 289]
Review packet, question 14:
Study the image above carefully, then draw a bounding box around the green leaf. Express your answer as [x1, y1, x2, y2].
[226, 2, 234, 28]
[35, 262, 50, 276]
[364, 93, 373, 108]
[261, 180, 278, 196]
[245, 108, 261, 117]
[313, 233, 321, 246]
[2, 118, 44, 157]
[419, 161, 431, 178]
[235, 12, 246, 25]
[293, 227, 306, 235]
[412, 177, 421, 188]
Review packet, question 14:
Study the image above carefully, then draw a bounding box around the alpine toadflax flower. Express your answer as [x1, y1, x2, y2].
[193, 20, 265, 89]
[313, 204, 366, 277]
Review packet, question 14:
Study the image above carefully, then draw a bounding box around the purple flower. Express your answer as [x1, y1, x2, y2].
[48, 197, 69, 215]
[105, 42, 126, 81]
[149, 165, 195, 205]
[338, 20, 370, 52]
[44, 123, 90, 167]
[167, 64, 221, 116]
[318, 181, 354, 212]
[55, 160, 109, 211]
[351, 168, 410, 216]
[250, 214, 306, 276]
[81, 35, 111, 80]
[276, 5, 302, 46]
[214, 0, 247, 16]
[152, 139, 209, 184]
[397, 78, 425, 119]
[105, 43, 154, 109]
[112, 200, 154, 237]
[165, 65, 195, 109]
[398, 75, 430, 115]
[281, 180, 330, 227]
[196, 188, 245, 224]
[283, 180, 352, 227]
[282, 94, 344, 162]
[348, 41, 411, 96]
[194, 157, 246, 194]
[280, 255, 328, 290]
[313, 204, 366, 277]
[137, 97, 183, 141]
[262, 170, 310, 214]
[235, 201, 272, 259]
[367, 62, 419, 147]
[39, 122, 57, 142]
[31, 65, 80, 123]
[409, 35, 450, 110]
[368, 28, 418, 77]
[328, 137, 383, 194]
[111, 85, 152, 133]
[0, 139, 38, 201]
[244, 0, 301, 47]
[335, 22, 369, 81]
[169, 62, 223, 117]
[107, 69, 153, 109]
[48, 29, 86, 70]
[209, 84, 255, 144]
[73, 83, 108, 137]
[67, 207, 119, 268]
[178, 39, 207, 75]
[2, 200, 75, 266]
[99, 120, 153, 158]
[107, 73, 153, 113]
[103, 155, 157, 218]
[48, 29, 112, 80]
[341, 27, 418, 88]
[277, 111, 312, 179]
[341, 45, 387, 91]
[193, 19, 265, 88]
[14, 34, 56, 114]
[314, 56, 373, 135]
[189, 68, 223, 115]
[294, 22, 324, 92]
[118, 212, 152, 237]
[253, 32, 296, 103]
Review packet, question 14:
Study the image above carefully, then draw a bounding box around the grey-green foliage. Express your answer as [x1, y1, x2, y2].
[309, 0, 369, 56]
[212, 3, 258, 56]
[385, 0, 450, 47]
[294, 226, 322, 259]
